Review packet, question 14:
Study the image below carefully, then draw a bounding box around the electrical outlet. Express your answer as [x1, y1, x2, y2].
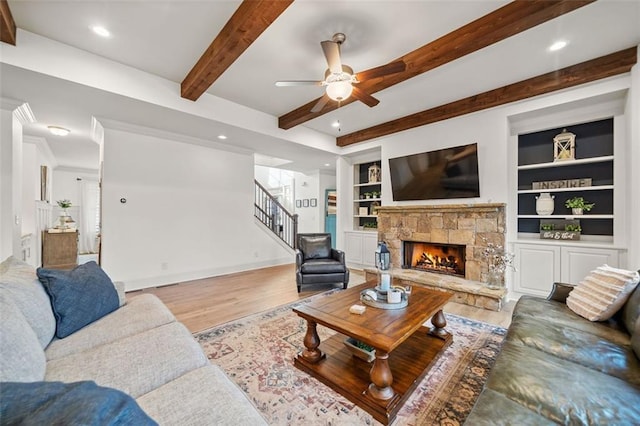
[161, 262, 168, 270]
[253, 251, 259, 258]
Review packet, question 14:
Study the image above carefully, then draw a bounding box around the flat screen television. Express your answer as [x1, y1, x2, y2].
[388, 143, 480, 201]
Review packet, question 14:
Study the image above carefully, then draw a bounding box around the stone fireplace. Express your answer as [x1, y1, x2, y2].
[365, 203, 507, 311]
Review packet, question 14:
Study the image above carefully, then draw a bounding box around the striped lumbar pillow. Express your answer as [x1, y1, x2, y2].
[566, 264, 640, 321]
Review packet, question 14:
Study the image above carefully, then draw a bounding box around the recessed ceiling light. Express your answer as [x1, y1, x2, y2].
[548, 40, 568, 52]
[331, 121, 340, 128]
[324, 163, 331, 167]
[90, 25, 111, 38]
[217, 135, 227, 140]
[48, 126, 70, 136]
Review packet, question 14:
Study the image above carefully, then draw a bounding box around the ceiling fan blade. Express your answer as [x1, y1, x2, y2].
[351, 86, 380, 108]
[321, 40, 342, 74]
[275, 80, 323, 87]
[355, 60, 406, 81]
[311, 94, 330, 113]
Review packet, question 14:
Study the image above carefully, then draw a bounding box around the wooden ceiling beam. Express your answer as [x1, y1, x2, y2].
[336, 47, 637, 147]
[0, 0, 17, 46]
[278, 0, 595, 130]
[181, 0, 293, 101]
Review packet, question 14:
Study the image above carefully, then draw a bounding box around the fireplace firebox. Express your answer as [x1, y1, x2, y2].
[402, 241, 466, 278]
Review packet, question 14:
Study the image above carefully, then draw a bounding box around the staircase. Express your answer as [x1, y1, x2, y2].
[254, 180, 298, 249]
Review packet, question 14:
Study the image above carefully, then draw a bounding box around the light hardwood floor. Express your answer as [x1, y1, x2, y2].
[135, 264, 515, 333]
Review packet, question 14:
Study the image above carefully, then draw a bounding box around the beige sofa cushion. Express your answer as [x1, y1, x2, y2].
[137, 365, 267, 426]
[45, 294, 175, 360]
[45, 322, 207, 398]
[567, 265, 640, 321]
[0, 293, 46, 382]
[0, 256, 56, 348]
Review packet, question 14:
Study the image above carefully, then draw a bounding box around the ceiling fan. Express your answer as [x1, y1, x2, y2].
[275, 33, 406, 113]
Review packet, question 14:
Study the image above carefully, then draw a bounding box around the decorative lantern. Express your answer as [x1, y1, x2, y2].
[368, 163, 381, 183]
[375, 241, 390, 270]
[553, 128, 576, 162]
[375, 241, 391, 292]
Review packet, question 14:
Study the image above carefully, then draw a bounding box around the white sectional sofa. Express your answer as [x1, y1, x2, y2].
[0, 256, 266, 425]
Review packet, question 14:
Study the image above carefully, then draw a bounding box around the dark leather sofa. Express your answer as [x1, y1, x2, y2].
[466, 281, 640, 425]
[295, 233, 349, 293]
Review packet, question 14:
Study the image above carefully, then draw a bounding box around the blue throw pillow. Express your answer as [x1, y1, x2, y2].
[0, 380, 158, 425]
[37, 261, 119, 338]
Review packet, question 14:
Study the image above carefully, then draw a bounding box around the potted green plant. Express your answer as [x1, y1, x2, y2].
[56, 199, 72, 229]
[57, 199, 72, 211]
[540, 223, 554, 231]
[363, 222, 377, 230]
[565, 196, 595, 215]
[364, 192, 372, 199]
[564, 224, 582, 232]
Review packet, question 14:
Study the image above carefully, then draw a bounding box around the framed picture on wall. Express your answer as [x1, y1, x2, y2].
[296, 200, 302, 208]
[303, 199, 309, 208]
[310, 198, 317, 207]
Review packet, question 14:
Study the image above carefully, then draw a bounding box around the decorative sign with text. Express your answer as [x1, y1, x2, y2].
[532, 178, 592, 190]
[540, 219, 581, 240]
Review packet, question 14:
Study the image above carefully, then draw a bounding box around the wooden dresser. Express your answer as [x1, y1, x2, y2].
[42, 230, 78, 269]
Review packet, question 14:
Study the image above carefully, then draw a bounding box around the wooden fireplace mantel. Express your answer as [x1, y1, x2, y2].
[376, 203, 506, 214]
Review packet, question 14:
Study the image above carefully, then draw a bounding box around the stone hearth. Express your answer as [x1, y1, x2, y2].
[372, 203, 507, 311]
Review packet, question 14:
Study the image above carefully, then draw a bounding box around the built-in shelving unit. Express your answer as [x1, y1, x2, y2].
[352, 161, 382, 231]
[517, 118, 615, 240]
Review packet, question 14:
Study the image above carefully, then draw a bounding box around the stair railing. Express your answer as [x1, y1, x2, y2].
[254, 180, 298, 249]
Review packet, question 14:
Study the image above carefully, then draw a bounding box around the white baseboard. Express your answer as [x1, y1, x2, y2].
[124, 256, 292, 292]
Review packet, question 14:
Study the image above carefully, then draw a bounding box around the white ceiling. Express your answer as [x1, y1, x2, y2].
[2, 0, 640, 172]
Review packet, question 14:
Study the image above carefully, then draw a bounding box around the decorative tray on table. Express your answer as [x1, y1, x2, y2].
[360, 287, 408, 310]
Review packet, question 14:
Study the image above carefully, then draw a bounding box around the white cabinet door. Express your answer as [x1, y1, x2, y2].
[344, 232, 363, 265]
[560, 246, 620, 284]
[514, 244, 561, 297]
[362, 233, 379, 267]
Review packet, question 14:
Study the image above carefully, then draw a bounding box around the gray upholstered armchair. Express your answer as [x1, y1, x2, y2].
[295, 233, 349, 293]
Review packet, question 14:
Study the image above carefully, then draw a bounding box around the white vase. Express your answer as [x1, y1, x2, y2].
[572, 208, 583, 215]
[535, 192, 555, 215]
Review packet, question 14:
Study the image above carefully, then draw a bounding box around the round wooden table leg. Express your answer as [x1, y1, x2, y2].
[301, 320, 323, 363]
[430, 309, 449, 339]
[367, 350, 396, 400]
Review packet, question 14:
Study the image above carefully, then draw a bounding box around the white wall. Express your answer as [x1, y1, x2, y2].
[100, 126, 292, 290]
[0, 100, 29, 261]
[293, 171, 320, 233]
[21, 143, 38, 235]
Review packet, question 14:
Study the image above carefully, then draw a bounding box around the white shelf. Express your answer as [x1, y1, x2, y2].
[517, 185, 614, 194]
[517, 155, 613, 170]
[512, 235, 620, 249]
[354, 198, 381, 203]
[354, 215, 379, 218]
[354, 182, 382, 187]
[517, 214, 613, 219]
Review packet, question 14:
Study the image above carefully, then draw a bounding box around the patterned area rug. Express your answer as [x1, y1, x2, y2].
[194, 291, 506, 425]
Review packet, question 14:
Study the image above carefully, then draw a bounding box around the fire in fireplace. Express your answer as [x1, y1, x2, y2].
[402, 241, 466, 278]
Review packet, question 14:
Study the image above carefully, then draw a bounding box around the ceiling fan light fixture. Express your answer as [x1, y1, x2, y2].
[326, 80, 353, 102]
[48, 126, 70, 136]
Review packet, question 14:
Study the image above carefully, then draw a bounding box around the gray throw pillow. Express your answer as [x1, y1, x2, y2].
[37, 261, 119, 338]
[0, 256, 56, 348]
[0, 293, 46, 382]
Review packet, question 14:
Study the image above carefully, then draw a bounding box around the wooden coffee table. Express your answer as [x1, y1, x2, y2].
[293, 281, 453, 425]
